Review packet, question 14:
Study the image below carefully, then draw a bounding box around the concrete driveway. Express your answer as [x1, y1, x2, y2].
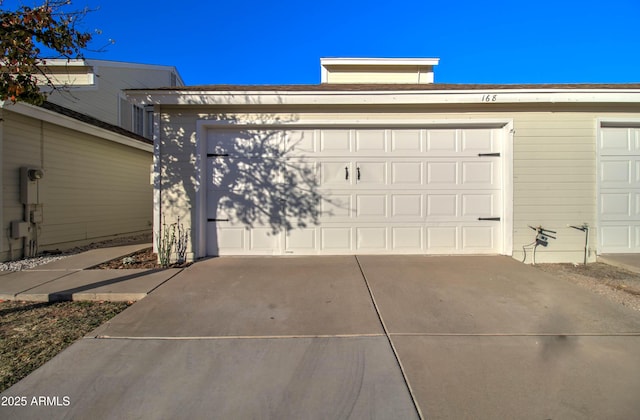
[2, 256, 640, 419]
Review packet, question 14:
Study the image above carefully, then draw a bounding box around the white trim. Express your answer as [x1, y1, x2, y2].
[194, 118, 514, 258]
[0, 101, 152, 152]
[39, 59, 88, 67]
[195, 120, 209, 258]
[503, 121, 515, 256]
[127, 89, 640, 107]
[320, 58, 440, 66]
[152, 106, 161, 254]
[198, 117, 510, 129]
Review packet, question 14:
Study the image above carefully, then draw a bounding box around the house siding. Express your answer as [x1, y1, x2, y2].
[155, 105, 640, 263]
[47, 63, 179, 128]
[1, 110, 152, 262]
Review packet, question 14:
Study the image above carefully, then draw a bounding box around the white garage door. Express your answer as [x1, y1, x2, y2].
[599, 126, 640, 253]
[206, 127, 504, 255]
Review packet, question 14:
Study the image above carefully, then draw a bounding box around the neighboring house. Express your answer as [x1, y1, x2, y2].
[43, 59, 184, 139]
[127, 58, 640, 264]
[1, 60, 184, 262]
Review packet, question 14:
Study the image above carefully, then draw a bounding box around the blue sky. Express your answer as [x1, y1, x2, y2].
[5, 0, 640, 85]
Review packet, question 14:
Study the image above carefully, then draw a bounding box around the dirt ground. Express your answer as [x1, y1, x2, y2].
[92, 247, 190, 269]
[534, 262, 640, 312]
[0, 301, 131, 392]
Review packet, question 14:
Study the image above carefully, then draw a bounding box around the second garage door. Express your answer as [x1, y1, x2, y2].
[206, 127, 505, 255]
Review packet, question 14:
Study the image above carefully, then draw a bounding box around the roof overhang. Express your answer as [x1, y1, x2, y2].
[0, 101, 153, 152]
[125, 86, 640, 107]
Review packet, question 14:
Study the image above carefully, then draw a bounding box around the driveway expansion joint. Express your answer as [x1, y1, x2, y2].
[355, 255, 424, 420]
[89, 333, 388, 340]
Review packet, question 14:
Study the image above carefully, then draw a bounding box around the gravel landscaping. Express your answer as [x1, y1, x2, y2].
[534, 262, 640, 312]
[0, 233, 153, 272]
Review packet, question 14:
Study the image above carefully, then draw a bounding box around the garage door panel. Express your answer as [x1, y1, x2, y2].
[392, 227, 423, 250]
[391, 162, 423, 185]
[356, 195, 388, 219]
[391, 130, 422, 153]
[600, 127, 633, 154]
[426, 130, 457, 154]
[461, 129, 496, 154]
[355, 130, 386, 153]
[601, 225, 631, 249]
[320, 161, 352, 186]
[462, 225, 496, 250]
[461, 160, 498, 186]
[600, 193, 631, 219]
[320, 194, 353, 221]
[249, 228, 280, 251]
[427, 226, 458, 250]
[320, 130, 351, 153]
[427, 161, 458, 185]
[426, 194, 458, 218]
[321, 227, 352, 251]
[356, 227, 387, 250]
[356, 161, 387, 185]
[392, 194, 423, 219]
[285, 228, 316, 252]
[600, 160, 632, 187]
[284, 130, 316, 155]
[461, 193, 498, 219]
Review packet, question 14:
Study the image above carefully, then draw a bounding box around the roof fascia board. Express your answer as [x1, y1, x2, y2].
[1, 101, 152, 152]
[126, 89, 640, 106]
[321, 58, 440, 66]
[39, 58, 87, 66]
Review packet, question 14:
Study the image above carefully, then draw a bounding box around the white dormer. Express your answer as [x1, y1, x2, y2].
[320, 57, 440, 84]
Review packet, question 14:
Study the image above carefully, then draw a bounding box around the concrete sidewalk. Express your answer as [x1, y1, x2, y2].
[0, 244, 181, 302]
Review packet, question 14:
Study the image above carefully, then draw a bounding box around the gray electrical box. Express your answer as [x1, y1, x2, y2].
[10, 221, 30, 238]
[30, 208, 43, 224]
[20, 167, 40, 204]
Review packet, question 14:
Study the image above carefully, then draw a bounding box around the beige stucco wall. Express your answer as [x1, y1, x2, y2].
[1, 109, 153, 261]
[155, 103, 640, 264]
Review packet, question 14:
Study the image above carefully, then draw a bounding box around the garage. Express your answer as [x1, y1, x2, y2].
[599, 124, 640, 253]
[131, 58, 640, 264]
[205, 126, 507, 256]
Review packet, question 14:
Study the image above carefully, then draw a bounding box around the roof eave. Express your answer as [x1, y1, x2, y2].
[125, 87, 640, 107]
[1, 101, 153, 152]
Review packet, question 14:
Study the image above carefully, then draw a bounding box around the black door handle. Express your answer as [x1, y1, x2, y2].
[345, 166, 349, 180]
[357, 167, 361, 181]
